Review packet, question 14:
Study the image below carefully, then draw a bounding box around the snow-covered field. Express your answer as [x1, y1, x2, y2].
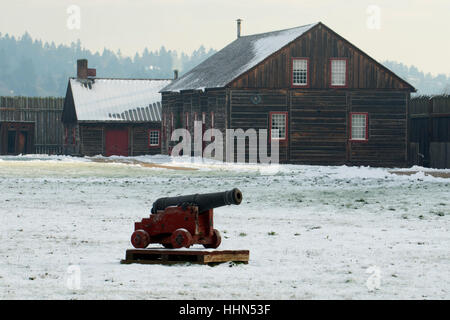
[0, 155, 449, 299]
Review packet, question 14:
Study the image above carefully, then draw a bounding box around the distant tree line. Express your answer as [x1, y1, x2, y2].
[0, 32, 448, 97]
[0, 32, 216, 97]
[382, 61, 450, 96]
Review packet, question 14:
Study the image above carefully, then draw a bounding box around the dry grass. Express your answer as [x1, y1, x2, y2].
[90, 158, 198, 171]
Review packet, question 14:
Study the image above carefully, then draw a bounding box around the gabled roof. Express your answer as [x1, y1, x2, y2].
[162, 22, 415, 92]
[68, 78, 172, 122]
[161, 22, 319, 92]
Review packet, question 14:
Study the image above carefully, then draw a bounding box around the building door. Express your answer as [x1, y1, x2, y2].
[17, 131, 28, 154]
[105, 128, 129, 156]
[0, 122, 34, 155]
[7, 131, 16, 154]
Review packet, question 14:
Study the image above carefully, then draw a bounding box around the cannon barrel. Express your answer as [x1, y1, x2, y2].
[151, 188, 242, 214]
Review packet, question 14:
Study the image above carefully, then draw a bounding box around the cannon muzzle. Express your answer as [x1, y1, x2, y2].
[151, 188, 242, 214]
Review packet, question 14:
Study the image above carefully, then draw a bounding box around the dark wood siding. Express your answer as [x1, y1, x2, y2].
[76, 123, 161, 157]
[0, 122, 35, 155]
[161, 90, 227, 156]
[348, 91, 408, 166]
[161, 92, 178, 154]
[80, 125, 103, 156]
[410, 95, 450, 168]
[229, 89, 288, 162]
[289, 90, 347, 165]
[0, 96, 64, 154]
[132, 123, 161, 156]
[229, 24, 412, 91]
[163, 88, 409, 167]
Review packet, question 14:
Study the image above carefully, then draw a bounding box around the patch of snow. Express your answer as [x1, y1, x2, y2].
[0, 155, 449, 299]
[70, 79, 171, 121]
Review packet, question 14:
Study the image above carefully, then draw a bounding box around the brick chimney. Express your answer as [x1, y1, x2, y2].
[77, 59, 88, 79]
[236, 19, 242, 38]
[77, 59, 96, 79]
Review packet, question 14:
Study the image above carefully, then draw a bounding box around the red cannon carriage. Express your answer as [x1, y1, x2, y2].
[130, 188, 242, 249]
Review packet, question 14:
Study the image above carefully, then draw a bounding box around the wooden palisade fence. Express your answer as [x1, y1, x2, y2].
[409, 95, 450, 168]
[0, 96, 64, 155]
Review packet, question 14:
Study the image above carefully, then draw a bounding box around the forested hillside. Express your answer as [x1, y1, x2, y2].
[0, 32, 448, 97]
[0, 32, 216, 97]
[382, 60, 450, 96]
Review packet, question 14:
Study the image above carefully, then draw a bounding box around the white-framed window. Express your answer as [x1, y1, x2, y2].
[331, 59, 347, 86]
[210, 111, 215, 128]
[350, 113, 368, 141]
[292, 58, 309, 86]
[202, 112, 206, 124]
[149, 129, 160, 147]
[270, 112, 287, 141]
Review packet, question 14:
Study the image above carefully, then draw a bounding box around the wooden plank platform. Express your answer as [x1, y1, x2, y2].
[120, 248, 250, 265]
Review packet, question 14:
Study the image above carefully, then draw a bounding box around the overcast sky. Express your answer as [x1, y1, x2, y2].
[0, 0, 449, 76]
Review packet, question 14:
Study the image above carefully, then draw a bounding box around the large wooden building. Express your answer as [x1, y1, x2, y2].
[160, 22, 415, 166]
[62, 60, 171, 156]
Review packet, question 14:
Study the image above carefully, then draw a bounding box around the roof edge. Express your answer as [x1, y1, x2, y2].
[238, 21, 320, 39]
[161, 22, 320, 93]
[69, 77, 172, 81]
[62, 80, 79, 123]
[318, 23, 416, 92]
[78, 120, 160, 124]
[225, 22, 320, 88]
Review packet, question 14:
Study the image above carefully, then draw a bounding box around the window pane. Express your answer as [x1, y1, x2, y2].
[331, 60, 346, 86]
[293, 59, 308, 85]
[351, 114, 367, 140]
[149, 130, 160, 146]
[271, 114, 286, 139]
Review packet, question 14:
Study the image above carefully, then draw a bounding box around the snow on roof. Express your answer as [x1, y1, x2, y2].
[162, 22, 319, 92]
[70, 78, 172, 122]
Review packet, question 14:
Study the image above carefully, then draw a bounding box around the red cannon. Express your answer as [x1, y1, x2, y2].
[131, 188, 242, 249]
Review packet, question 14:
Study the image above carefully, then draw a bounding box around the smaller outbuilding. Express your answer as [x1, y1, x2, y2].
[62, 59, 172, 156]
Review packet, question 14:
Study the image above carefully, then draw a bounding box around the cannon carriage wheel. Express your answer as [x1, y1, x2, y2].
[203, 229, 221, 249]
[170, 228, 193, 249]
[130, 229, 151, 249]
